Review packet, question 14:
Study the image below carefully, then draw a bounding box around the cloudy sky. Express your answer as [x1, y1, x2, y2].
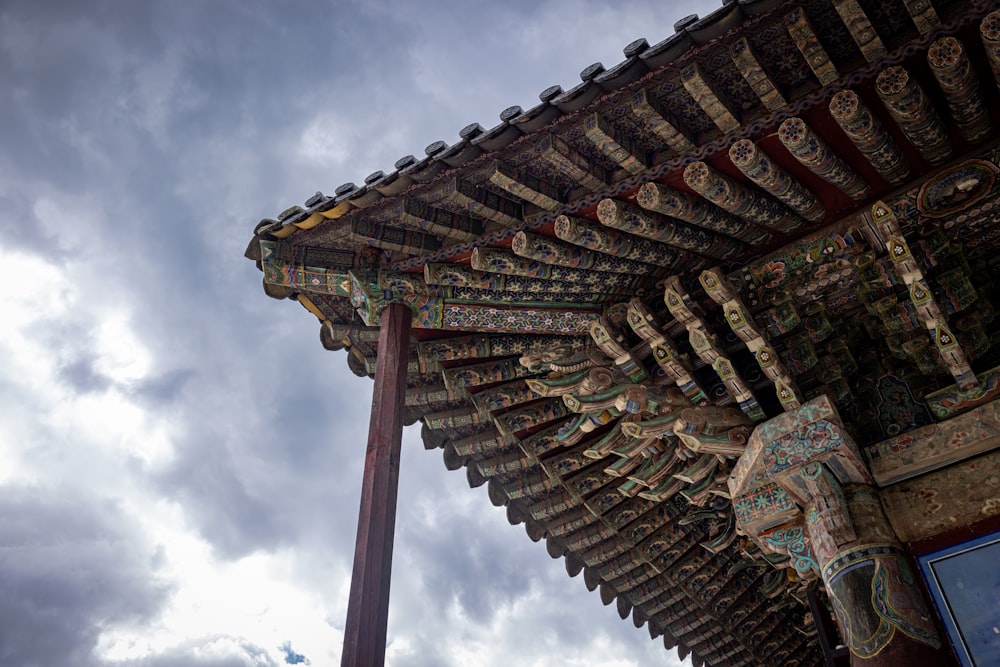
[0, 1, 712, 665]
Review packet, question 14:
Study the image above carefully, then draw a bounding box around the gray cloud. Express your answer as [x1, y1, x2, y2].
[130, 368, 196, 405]
[398, 510, 537, 625]
[0, 0, 706, 664]
[58, 355, 115, 394]
[151, 340, 373, 560]
[0, 487, 169, 667]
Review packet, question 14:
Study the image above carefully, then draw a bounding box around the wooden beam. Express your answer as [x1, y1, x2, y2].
[903, 0, 939, 34]
[865, 398, 1000, 486]
[776, 117, 869, 201]
[349, 219, 441, 255]
[539, 134, 608, 192]
[927, 36, 991, 144]
[875, 66, 952, 166]
[728, 138, 825, 221]
[730, 38, 787, 112]
[832, 0, 886, 62]
[341, 302, 412, 667]
[630, 88, 695, 155]
[441, 178, 523, 227]
[489, 161, 564, 211]
[583, 113, 648, 175]
[682, 160, 804, 235]
[681, 62, 741, 133]
[396, 197, 484, 241]
[785, 8, 839, 86]
[828, 89, 910, 185]
[595, 197, 745, 260]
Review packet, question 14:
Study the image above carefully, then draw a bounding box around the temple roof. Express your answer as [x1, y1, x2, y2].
[246, 1, 1000, 665]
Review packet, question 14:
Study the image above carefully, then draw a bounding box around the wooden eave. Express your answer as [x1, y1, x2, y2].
[249, 1, 1000, 665]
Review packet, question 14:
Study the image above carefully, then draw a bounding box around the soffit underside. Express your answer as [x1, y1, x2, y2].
[248, 2, 1000, 666]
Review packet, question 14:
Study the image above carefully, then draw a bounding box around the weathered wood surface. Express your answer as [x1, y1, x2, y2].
[865, 399, 1000, 486]
[341, 303, 412, 667]
[881, 448, 1000, 543]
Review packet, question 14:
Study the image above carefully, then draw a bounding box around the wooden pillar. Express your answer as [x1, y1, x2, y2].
[341, 302, 412, 667]
[807, 484, 951, 666]
[730, 397, 952, 667]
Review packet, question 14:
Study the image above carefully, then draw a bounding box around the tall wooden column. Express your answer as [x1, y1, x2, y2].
[341, 302, 412, 667]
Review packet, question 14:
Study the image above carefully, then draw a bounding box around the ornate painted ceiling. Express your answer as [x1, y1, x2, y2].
[246, 1, 1000, 665]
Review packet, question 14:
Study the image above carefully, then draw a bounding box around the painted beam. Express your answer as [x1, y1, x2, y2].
[875, 65, 952, 166]
[489, 161, 564, 211]
[729, 138, 825, 221]
[927, 36, 991, 144]
[630, 88, 695, 155]
[441, 178, 523, 227]
[681, 61, 740, 134]
[683, 160, 804, 234]
[828, 89, 910, 185]
[636, 181, 770, 245]
[776, 117, 869, 201]
[730, 38, 786, 112]
[832, 0, 886, 62]
[865, 398, 1000, 486]
[785, 8, 838, 86]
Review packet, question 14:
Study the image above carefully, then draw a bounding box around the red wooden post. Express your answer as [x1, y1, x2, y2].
[341, 302, 412, 667]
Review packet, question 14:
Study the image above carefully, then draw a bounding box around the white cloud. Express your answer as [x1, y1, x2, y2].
[297, 111, 354, 167]
[0, 247, 334, 667]
[96, 538, 339, 666]
[92, 316, 153, 383]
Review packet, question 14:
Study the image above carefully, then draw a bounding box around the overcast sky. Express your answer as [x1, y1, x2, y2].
[0, 1, 712, 665]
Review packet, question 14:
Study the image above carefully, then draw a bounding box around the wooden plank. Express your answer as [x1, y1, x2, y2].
[865, 399, 1000, 486]
[881, 448, 1000, 543]
[341, 302, 412, 667]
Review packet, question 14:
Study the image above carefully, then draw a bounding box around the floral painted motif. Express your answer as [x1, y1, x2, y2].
[759, 260, 786, 289]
